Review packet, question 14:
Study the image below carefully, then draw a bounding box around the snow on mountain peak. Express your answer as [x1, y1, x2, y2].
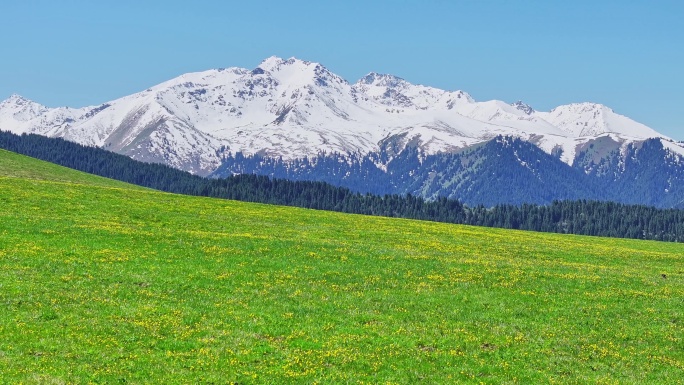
[539, 102, 663, 139]
[257, 56, 318, 74]
[5, 93, 28, 103]
[0, 94, 50, 122]
[512, 100, 534, 115]
[257, 55, 286, 71]
[352, 72, 477, 112]
[357, 72, 407, 88]
[253, 56, 348, 90]
[2, 94, 41, 108]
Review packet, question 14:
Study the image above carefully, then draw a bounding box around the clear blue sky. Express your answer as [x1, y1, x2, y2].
[1, 0, 682, 139]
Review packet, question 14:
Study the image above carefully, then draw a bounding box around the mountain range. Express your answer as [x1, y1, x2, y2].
[2, 56, 683, 207]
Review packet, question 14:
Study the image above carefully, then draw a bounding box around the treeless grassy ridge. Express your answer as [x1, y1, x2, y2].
[0, 149, 682, 384]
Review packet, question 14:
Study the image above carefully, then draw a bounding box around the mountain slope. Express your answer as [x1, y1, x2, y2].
[575, 138, 684, 208]
[413, 137, 604, 206]
[212, 134, 684, 208]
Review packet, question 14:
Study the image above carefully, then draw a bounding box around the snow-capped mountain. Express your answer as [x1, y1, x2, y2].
[1, 56, 681, 176]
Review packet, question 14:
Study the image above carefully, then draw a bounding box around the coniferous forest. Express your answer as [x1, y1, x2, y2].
[2, 130, 684, 242]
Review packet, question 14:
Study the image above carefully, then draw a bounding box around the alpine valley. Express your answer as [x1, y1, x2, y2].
[2, 56, 683, 207]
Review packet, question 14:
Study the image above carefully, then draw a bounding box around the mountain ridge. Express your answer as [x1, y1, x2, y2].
[1, 56, 678, 177]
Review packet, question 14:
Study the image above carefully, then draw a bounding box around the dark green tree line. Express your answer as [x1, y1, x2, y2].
[1, 130, 683, 242]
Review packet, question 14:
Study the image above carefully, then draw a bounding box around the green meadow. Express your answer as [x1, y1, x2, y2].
[0, 149, 682, 384]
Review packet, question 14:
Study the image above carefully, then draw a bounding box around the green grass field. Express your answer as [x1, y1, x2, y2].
[0, 148, 683, 384]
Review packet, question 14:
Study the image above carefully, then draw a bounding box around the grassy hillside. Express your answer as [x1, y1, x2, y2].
[0, 149, 148, 190]
[0, 150, 683, 384]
